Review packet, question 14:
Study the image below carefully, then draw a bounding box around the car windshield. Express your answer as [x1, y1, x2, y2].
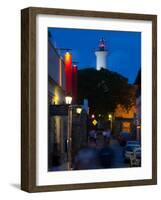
[126, 146, 133, 151]
[126, 145, 140, 151]
[127, 141, 140, 145]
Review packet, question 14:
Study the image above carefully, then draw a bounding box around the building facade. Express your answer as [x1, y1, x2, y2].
[113, 104, 136, 138]
[48, 38, 67, 170]
[48, 37, 88, 170]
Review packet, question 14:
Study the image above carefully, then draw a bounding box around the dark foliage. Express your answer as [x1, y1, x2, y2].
[77, 68, 135, 115]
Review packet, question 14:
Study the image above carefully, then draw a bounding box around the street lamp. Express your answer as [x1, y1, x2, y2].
[108, 114, 112, 130]
[108, 114, 112, 120]
[65, 95, 72, 170]
[65, 96, 72, 104]
[76, 107, 82, 114]
[91, 114, 95, 119]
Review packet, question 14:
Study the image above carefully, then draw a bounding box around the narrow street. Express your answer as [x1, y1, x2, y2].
[85, 134, 129, 169]
[51, 135, 129, 171]
[95, 135, 129, 169]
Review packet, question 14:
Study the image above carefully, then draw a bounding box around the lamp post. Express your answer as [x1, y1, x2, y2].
[108, 114, 113, 130]
[65, 96, 72, 170]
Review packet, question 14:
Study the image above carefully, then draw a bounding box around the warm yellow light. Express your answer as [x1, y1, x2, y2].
[108, 114, 112, 120]
[65, 52, 71, 63]
[52, 95, 59, 105]
[76, 108, 82, 114]
[52, 86, 60, 105]
[65, 96, 72, 104]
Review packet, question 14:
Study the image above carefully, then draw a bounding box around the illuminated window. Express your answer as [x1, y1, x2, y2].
[122, 122, 130, 133]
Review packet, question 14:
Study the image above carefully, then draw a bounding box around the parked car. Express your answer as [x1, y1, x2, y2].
[123, 143, 141, 163]
[118, 132, 131, 146]
[129, 147, 141, 167]
[122, 140, 140, 156]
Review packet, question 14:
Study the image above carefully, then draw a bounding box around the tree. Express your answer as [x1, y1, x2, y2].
[77, 68, 135, 116]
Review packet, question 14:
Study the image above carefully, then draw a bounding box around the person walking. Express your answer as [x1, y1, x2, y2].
[89, 129, 97, 144]
[102, 128, 111, 144]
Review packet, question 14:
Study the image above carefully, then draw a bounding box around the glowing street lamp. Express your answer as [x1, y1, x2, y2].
[108, 114, 112, 130]
[76, 107, 82, 114]
[108, 114, 112, 120]
[65, 96, 72, 104]
[91, 114, 95, 119]
[65, 95, 72, 170]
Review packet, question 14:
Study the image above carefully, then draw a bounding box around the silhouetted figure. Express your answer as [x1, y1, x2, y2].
[74, 148, 101, 170]
[89, 129, 97, 143]
[102, 128, 111, 144]
[98, 144, 114, 168]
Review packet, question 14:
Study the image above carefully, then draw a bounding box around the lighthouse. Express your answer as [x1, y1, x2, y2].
[95, 38, 107, 70]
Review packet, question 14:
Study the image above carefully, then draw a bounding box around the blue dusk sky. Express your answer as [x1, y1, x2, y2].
[48, 27, 141, 84]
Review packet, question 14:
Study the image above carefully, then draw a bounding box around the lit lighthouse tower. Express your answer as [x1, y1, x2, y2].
[95, 38, 107, 70]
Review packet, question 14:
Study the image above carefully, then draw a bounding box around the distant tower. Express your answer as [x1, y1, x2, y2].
[95, 38, 107, 70]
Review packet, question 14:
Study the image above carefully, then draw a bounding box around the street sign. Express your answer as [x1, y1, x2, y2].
[92, 119, 98, 126]
[49, 105, 68, 116]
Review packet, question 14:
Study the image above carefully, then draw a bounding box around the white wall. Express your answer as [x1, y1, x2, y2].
[0, 0, 160, 199]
